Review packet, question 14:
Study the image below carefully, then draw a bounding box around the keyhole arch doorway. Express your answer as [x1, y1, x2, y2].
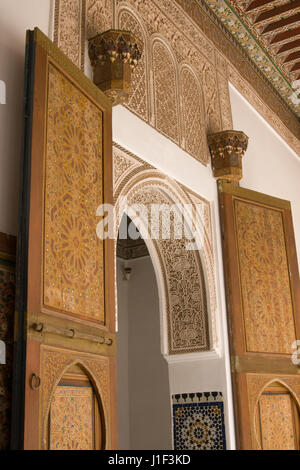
[113, 145, 217, 449]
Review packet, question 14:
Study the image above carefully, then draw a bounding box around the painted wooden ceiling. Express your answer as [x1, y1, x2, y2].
[201, 0, 300, 118]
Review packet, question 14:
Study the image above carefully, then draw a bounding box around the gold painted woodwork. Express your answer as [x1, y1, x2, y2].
[27, 311, 115, 357]
[245, 374, 300, 450]
[47, 370, 104, 450]
[219, 180, 291, 209]
[208, 130, 249, 182]
[44, 63, 105, 323]
[219, 182, 300, 449]
[88, 29, 143, 105]
[16, 28, 117, 450]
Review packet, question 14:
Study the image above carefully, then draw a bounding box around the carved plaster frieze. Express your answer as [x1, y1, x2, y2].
[113, 143, 218, 353]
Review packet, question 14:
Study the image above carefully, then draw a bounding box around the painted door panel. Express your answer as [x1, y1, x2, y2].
[11, 28, 117, 450]
[219, 181, 300, 450]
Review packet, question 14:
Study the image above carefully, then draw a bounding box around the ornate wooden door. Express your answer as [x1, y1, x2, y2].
[219, 181, 300, 450]
[11, 28, 116, 450]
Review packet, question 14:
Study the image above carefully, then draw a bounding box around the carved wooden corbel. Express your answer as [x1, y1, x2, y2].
[88, 29, 143, 106]
[208, 130, 249, 183]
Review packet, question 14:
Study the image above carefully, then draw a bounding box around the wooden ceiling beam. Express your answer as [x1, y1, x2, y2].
[246, 0, 277, 12]
[262, 12, 300, 34]
[270, 26, 300, 45]
[277, 39, 300, 55]
[283, 51, 300, 64]
[254, 1, 300, 24]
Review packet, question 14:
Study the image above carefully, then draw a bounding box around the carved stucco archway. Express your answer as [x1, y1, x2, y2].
[113, 144, 218, 355]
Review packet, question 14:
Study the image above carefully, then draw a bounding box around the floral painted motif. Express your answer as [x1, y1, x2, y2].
[44, 64, 105, 323]
[49, 385, 94, 450]
[235, 199, 296, 354]
[259, 393, 296, 450]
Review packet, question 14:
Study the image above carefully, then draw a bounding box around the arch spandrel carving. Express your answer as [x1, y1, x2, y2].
[113, 144, 218, 354]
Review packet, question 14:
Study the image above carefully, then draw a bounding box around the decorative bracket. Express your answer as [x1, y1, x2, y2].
[88, 29, 143, 106]
[208, 130, 249, 183]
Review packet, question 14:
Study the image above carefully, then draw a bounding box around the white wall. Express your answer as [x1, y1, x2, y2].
[116, 255, 172, 450]
[229, 84, 300, 269]
[0, 0, 52, 235]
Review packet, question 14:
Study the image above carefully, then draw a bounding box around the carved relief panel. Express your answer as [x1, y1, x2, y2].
[54, 0, 300, 159]
[152, 40, 180, 145]
[237, 374, 300, 450]
[54, 0, 233, 166]
[113, 144, 218, 354]
[44, 63, 105, 323]
[12, 29, 116, 450]
[118, 8, 149, 122]
[180, 66, 208, 164]
[40, 345, 111, 450]
[219, 182, 300, 449]
[54, 0, 86, 69]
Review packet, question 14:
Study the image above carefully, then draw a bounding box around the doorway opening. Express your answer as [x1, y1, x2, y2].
[116, 214, 172, 449]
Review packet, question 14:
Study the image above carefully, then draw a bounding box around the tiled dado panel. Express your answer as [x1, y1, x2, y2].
[54, 0, 233, 166]
[172, 392, 226, 450]
[0, 234, 16, 450]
